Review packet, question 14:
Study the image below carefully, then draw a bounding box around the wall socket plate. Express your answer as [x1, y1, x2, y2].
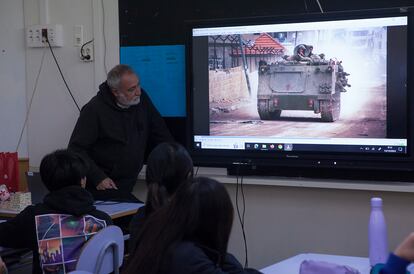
[80, 42, 94, 62]
[73, 25, 83, 47]
[26, 24, 63, 48]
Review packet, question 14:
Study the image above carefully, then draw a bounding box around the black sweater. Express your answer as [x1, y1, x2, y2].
[0, 186, 112, 274]
[128, 210, 262, 274]
[69, 82, 173, 192]
[165, 241, 262, 274]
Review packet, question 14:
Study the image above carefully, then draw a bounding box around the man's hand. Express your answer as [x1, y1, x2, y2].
[96, 178, 118, 190]
[394, 232, 414, 261]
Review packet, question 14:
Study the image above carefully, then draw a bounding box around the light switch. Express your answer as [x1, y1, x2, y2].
[74, 25, 83, 47]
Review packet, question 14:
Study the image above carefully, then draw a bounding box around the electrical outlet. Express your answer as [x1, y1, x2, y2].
[80, 42, 93, 62]
[41, 28, 48, 42]
[26, 24, 63, 48]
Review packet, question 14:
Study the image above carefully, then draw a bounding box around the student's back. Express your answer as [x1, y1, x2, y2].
[124, 177, 262, 274]
[128, 142, 193, 253]
[0, 150, 112, 274]
[166, 241, 260, 274]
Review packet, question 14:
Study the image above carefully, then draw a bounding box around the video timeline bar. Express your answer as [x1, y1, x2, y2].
[245, 143, 406, 153]
[194, 141, 406, 154]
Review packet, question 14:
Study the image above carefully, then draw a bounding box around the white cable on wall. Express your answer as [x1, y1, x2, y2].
[101, 0, 108, 74]
[315, 0, 324, 13]
[16, 47, 47, 151]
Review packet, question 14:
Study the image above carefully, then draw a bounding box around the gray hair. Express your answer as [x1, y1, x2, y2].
[107, 64, 136, 90]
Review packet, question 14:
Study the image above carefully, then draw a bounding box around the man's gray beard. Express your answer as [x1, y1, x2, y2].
[116, 96, 141, 108]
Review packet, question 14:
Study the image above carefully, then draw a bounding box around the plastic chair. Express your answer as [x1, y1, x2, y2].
[74, 225, 124, 274]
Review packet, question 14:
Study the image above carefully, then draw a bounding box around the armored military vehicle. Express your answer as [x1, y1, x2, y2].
[257, 53, 350, 122]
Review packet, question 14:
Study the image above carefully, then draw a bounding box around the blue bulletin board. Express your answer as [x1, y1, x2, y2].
[120, 45, 186, 117]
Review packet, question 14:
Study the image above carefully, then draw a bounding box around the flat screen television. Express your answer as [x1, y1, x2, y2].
[187, 8, 414, 181]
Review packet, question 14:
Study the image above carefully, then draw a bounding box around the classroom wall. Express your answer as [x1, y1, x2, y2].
[225, 183, 414, 269]
[23, 0, 119, 168]
[0, 0, 28, 157]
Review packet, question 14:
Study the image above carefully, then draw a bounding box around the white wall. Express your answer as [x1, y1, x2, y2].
[0, 0, 28, 157]
[227, 182, 414, 269]
[23, 0, 119, 168]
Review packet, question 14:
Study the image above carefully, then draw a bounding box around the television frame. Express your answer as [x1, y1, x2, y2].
[186, 7, 414, 181]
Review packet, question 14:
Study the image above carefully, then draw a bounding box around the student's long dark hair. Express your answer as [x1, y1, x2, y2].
[123, 177, 234, 274]
[145, 142, 193, 216]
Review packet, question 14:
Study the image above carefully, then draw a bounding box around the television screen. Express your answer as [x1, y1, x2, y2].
[188, 9, 413, 176]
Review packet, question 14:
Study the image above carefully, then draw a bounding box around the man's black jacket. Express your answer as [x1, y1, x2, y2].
[69, 81, 173, 192]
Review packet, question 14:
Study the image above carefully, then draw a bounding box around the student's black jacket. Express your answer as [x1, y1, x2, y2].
[128, 210, 262, 273]
[164, 241, 263, 274]
[0, 186, 112, 274]
[68, 81, 173, 192]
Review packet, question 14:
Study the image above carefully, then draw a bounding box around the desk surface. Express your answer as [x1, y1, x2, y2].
[0, 201, 143, 219]
[260, 253, 371, 274]
[95, 201, 144, 219]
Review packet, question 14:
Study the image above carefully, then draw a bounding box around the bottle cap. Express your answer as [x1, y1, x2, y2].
[371, 197, 383, 207]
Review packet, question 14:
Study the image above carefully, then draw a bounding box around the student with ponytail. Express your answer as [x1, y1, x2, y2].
[128, 142, 193, 253]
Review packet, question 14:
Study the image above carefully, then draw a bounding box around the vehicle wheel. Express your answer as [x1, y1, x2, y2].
[258, 108, 282, 120]
[258, 99, 282, 120]
[269, 110, 282, 119]
[320, 97, 340, 122]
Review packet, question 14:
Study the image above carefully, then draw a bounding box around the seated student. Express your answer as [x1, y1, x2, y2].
[0, 149, 112, 274]
[128, 142, 193, 253]
[379, 232, 414, 274]
[123, 177, 261, 274]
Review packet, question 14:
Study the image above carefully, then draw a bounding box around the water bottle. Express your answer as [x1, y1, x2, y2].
[369, 197, 388, 266]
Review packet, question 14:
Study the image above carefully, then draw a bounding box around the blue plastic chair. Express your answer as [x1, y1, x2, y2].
[74, 225, 124, 274]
